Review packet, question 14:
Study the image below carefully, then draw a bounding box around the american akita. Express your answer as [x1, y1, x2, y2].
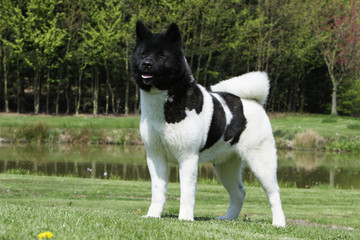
[131, 21, 285, 227]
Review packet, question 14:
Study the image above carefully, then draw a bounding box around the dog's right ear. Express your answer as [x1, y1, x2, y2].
[136, 21, 152, 41]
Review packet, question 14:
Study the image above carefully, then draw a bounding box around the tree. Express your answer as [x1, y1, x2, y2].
[25, 0, 66, 114]
[313, 0, 360, 115]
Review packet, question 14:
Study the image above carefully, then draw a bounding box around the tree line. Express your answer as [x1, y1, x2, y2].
[1, 0, 359, 116]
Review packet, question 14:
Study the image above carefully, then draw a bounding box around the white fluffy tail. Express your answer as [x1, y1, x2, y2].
[210, 71, 269, 106]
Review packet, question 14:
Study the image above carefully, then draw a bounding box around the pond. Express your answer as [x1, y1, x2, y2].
[0, 144, 359, 189]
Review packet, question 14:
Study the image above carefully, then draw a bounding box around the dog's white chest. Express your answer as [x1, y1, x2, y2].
[139, 88, 208, 158]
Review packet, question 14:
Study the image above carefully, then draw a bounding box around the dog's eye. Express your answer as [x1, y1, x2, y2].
[158, 53, 167, 58]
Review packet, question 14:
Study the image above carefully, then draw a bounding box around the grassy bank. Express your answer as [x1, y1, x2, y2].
[0, 174, 359, 239]
[0, 114, 141, 145]
[270, 114, 360, 152]
[0, 113, 359, 151]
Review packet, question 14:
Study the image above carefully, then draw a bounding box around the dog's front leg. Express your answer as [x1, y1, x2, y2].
[146, 153, 168, 218]
[178, 154, 199, 221]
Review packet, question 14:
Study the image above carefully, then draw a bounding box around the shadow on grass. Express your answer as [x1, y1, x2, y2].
[161, 213, 213, 221]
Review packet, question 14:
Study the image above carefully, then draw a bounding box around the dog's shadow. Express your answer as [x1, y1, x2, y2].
[161, 213, 213, 221]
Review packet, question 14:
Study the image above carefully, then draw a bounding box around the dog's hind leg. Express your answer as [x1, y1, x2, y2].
[214, 157, 246, 220]
[242, 141, 286, 227]
[145, 152, 169, 218]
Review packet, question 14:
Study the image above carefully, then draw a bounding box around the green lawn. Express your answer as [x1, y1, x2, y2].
[0, 174, 359, 239]
[270, 114, 360, 137]
[1, 113, 359, 136]
[0, 114, 140, 129]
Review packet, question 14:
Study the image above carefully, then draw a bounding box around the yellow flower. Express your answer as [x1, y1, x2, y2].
[136, 209, 141, 214]
[38, 231, 54, 239]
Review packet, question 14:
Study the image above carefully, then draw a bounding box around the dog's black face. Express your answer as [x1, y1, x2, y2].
[131, 21, 189, 91]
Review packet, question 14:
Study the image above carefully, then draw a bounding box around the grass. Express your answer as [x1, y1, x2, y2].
[0, 114, 140, 129]
[0, 174, 359, 239]
[270, 114, 360, 137]
[0, 115, 141, 144]
[270, 114, 360, 152]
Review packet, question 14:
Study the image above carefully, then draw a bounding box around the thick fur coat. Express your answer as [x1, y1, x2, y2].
[131, 21, 285, 227]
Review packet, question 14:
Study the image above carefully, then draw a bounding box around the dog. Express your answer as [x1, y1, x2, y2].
[131, 21, 286, 227]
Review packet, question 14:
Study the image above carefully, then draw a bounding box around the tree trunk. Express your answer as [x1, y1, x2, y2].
[325, 56, 340, 115]
[124, 41, 130, 115]
[55, 83, 60, 115]
[65, 86, 70, 115]
[203, 51, 212, 87]
[34, 60, 41, 115]
[331, 86, 338, 115]
[75, 62, 83, 115]
[46, 70, 50, 115]
[3, 51, 9, 113]
[104, 61, 109, 116]
[16, 59, 21, 114]
[195, 18, 205, 82]
[93, 67, 99, 116]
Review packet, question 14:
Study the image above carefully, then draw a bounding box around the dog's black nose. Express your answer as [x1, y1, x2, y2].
[142, 61, 152, 70]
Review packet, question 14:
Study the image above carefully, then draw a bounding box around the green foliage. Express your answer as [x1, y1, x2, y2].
[347, 123, 360, 130]
[327, 136, 360, 152]
[20, 122, 51, 143]
[338, 79, 360, 116]
[2, 0, 358, 115]
[321, 118, 337, 123]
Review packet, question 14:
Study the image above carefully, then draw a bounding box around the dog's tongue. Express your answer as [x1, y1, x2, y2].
[141, 75, 153, 79]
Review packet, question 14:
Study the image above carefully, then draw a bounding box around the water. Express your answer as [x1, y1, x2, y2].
[0, 144, 359, 189]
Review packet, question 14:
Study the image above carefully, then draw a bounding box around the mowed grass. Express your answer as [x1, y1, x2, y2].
[1, 113, 358, 136]
[0, 114, 140, 129]
[270, 114, 360, 137]
[0, 174, 359, 239]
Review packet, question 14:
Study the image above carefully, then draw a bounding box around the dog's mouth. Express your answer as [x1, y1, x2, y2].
[141, 74, 154, 85]
[141, 74, 153, 79]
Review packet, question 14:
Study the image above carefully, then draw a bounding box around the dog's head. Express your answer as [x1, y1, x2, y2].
[131, 21, 191, 91]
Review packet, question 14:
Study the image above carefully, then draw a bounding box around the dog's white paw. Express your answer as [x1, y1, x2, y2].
[272, 219, 286, 228]
[142, 214, 161, 219]
[179, 216, 194, 221]
[178, 210, 194, 221]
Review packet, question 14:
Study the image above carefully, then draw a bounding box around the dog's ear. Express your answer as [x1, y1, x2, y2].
[136, 21, 152, 41]
[165, 23, 182, 45]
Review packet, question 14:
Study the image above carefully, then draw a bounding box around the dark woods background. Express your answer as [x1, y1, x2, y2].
[1, 0, 359, 116]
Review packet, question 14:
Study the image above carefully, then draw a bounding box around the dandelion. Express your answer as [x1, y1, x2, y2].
[136, 209, 141, 214]
[104, 172, 108, 177]
[38, 231, 53, 239]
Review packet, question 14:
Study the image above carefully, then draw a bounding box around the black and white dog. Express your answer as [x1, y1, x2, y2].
[131, 21, 285, 227]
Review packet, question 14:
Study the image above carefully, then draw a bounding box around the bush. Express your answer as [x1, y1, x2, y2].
[20, 122, 51, 143]
[321, 118, 337, 123]
[327, 136, 360, 152]
[293, 130, 326, 150]
[347, 123, 360, 130]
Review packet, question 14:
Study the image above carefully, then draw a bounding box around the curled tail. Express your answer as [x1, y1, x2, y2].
[210, 71, 269, 106]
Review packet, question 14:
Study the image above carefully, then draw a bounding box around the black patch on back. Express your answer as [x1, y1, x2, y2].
[218, 92, 247, 145]
[164, 82, 203, 123]
[200, 95, 226, 152]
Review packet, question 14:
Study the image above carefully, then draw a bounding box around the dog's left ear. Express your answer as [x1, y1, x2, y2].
[165, 23, 182, 45]
[136, 21, 152, 41]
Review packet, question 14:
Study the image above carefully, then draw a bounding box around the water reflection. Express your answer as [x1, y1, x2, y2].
[0, 144, 359, 189]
